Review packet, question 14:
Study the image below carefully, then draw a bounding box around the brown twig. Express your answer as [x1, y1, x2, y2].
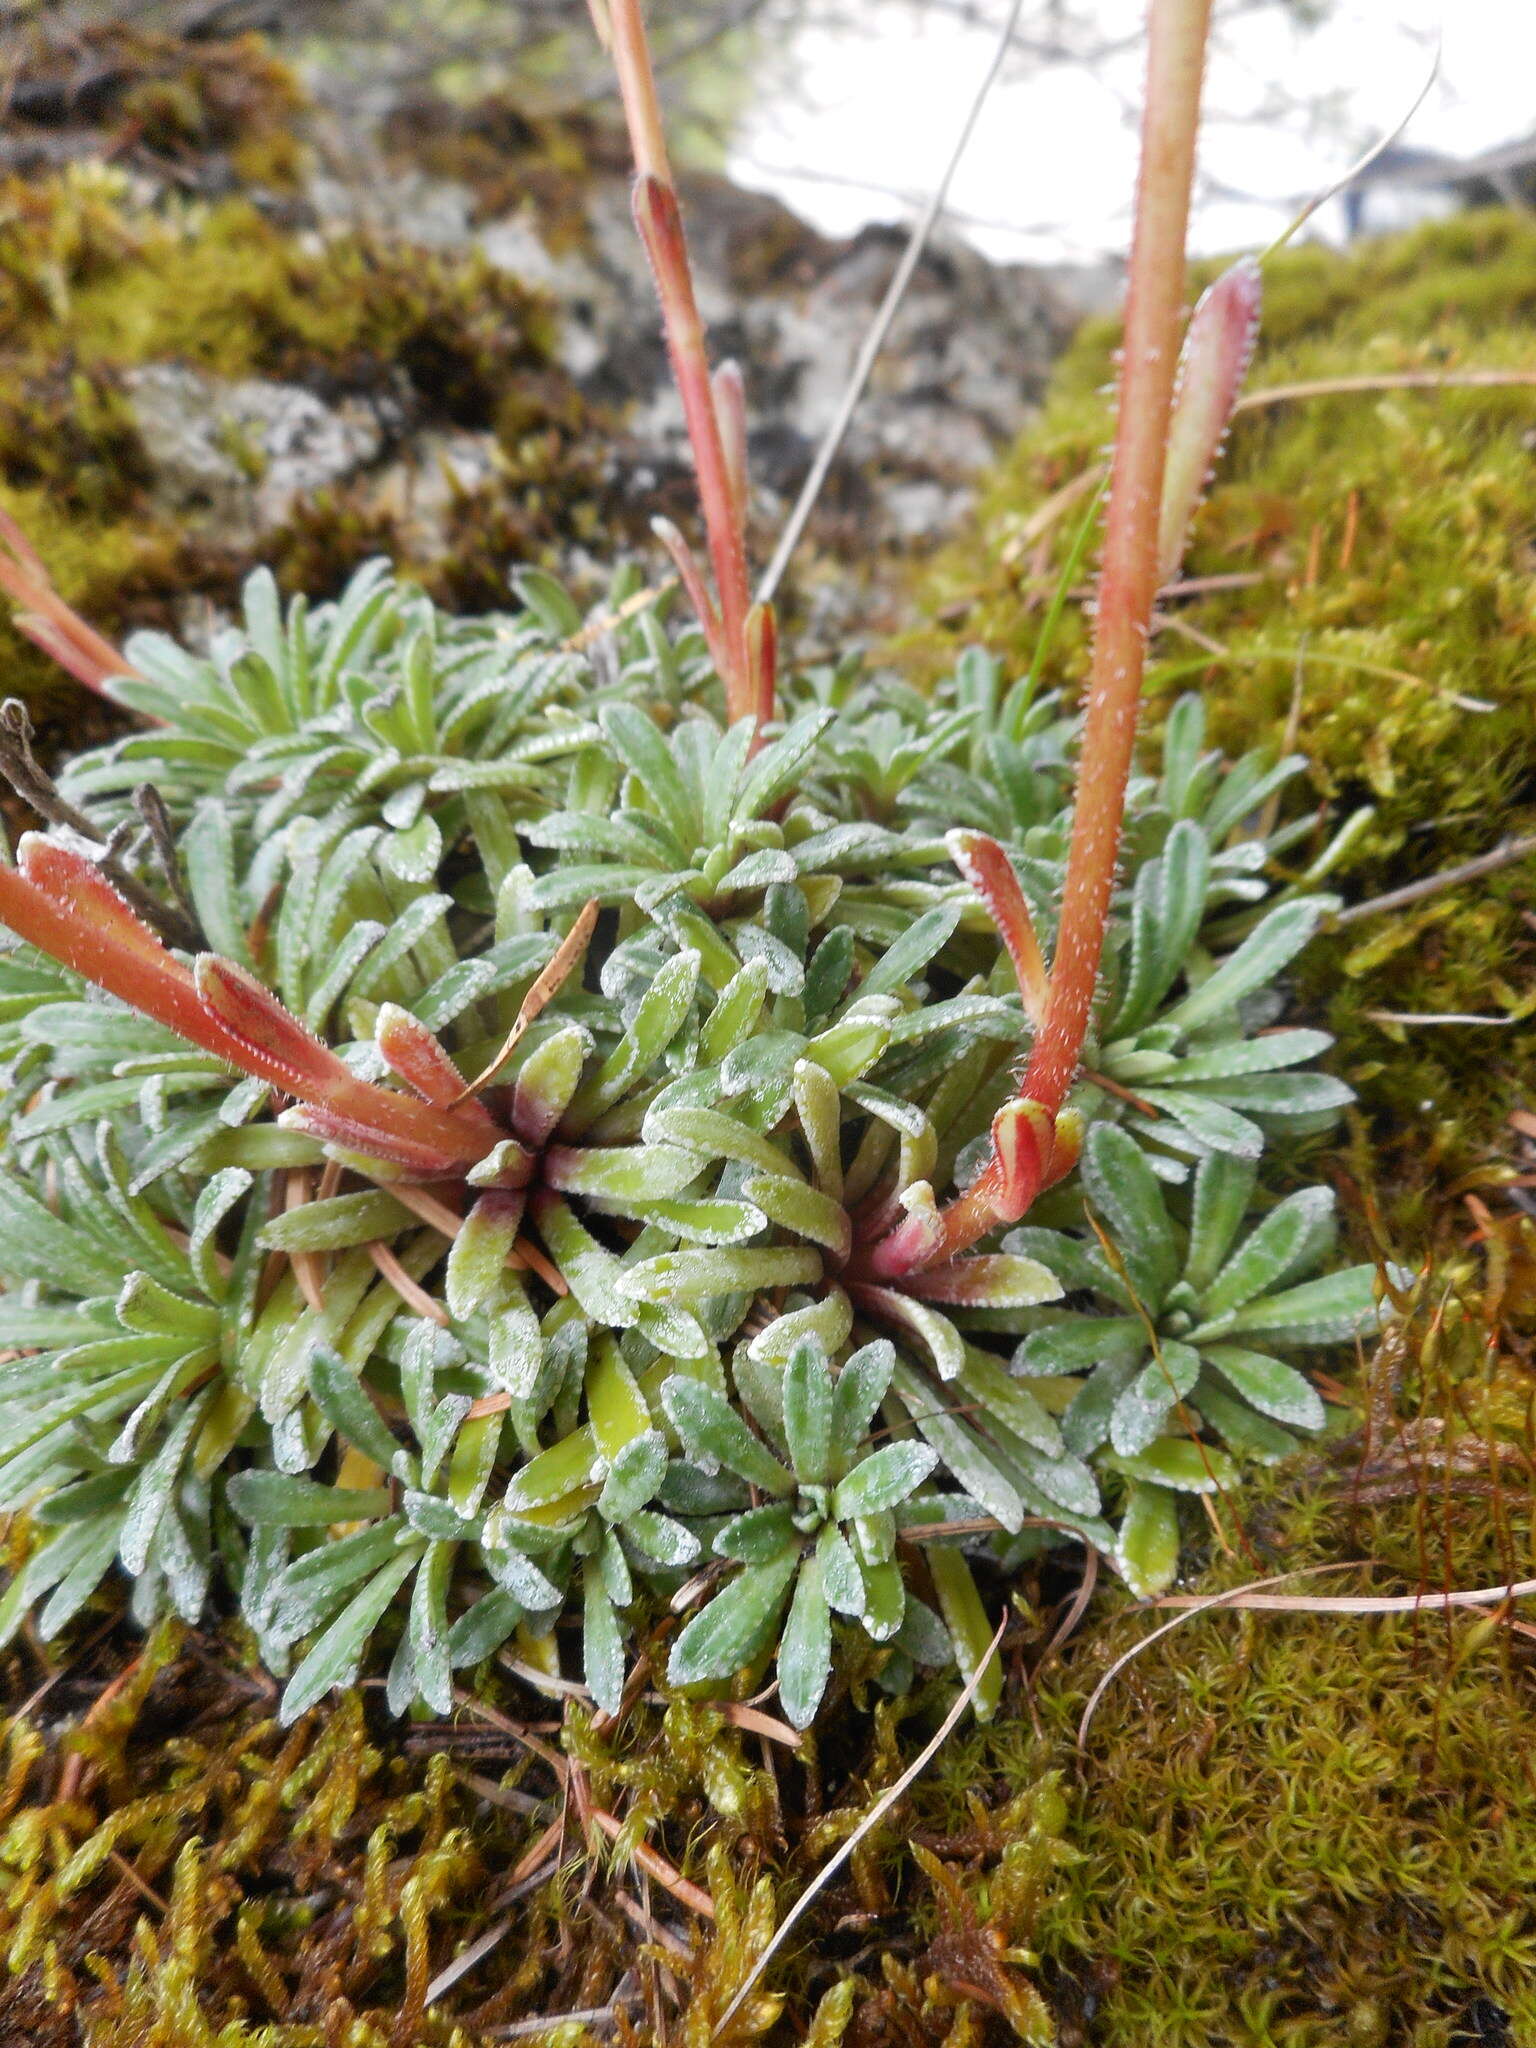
[589, 1806, 716, 1920]
[0, 700, 201, 951]
[614, 1887, 695, 1963]
[1331, 832, 1536, 928]
[367, 1239, 451, 1325]
[447, 899, 598, 1105]
[1234, 367, 1536, 413]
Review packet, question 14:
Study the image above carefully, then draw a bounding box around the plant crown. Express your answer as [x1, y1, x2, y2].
[0, 560, 1397, 1723]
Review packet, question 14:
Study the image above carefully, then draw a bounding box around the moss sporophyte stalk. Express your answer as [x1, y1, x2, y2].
[0, 0, 1404, 1730]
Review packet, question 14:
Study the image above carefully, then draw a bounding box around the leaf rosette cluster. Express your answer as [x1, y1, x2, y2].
[0, 561, 1399, 1722]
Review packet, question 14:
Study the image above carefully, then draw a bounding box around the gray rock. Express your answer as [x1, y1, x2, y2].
[125, 365, 384, 534]
[112, 86, 1081, 628]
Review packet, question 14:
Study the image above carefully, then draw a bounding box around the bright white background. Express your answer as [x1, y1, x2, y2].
[731, 2, 1536, 262]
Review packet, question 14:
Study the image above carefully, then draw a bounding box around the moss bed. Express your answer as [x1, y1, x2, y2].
[1, 24, 1535, 2042]
[0, 31, 619, 748]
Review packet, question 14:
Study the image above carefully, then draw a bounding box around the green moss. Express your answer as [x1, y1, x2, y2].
[380, 93, 632, 248]
[5, 1319, 1533, 2045]
[0, 160, 615, 732]
[911, 211, 1536, 1197]
[9, 23, 307, 192]
[891, 1304, 1535, 2044]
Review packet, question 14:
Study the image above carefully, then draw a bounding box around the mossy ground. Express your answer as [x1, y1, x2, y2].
[0, 30, 620, 745]
[2, 35, 1536, 2037]
[3, 1304, 1530, 2046]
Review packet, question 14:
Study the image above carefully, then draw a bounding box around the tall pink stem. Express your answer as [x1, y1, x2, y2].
[1021, 0, 1213, 1115]
[608, 0, 756, 721]
[871, 0, 1215, 1276]
[1023, 0, 1213, 1117]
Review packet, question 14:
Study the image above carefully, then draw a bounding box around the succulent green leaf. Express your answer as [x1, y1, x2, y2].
[859, 905, 961, 997]
[1017, 1317, 1145, 1376]
[406, 1538, 454, 1714]
[624, 1508, 701, 1567]
[227, 1471, 393, 1527]
[597, 1431, 668, 1523]
[714, 1501, 800, 1563]
[447, 1587, 524, 1668]
[281, 1548, 420, 1723]
[645, 1105, 797, 1177]
[802, 925, 855, 1025]
[742, 1173, 850, 1258]
[858, 1556, 906, 1642]
[310, 1348, 409, 1477]
[642, 1196, 765, 1244]
[1190, 1378, 1300, 1463]
[1203, 1345, 1326, 1429]
[621, 1246, 822, 1306]
[119, 1387, 213, 1577]
[804, 1009, 893, 1086]
[1114, 820, 1211, 1034]
[1109, 1340, 1202, 1457]
[891, 1359, 1025, 1533]
[1114, 1480, 1181, 1597]
[448, 1196, 525, 1321]
[778, 1556, 832, 1728]
[662, 1378, 794, 1496]
[830, 1341, 896, 1468]
[699, 961, 771, 1065]
[1199, 1187, 1337, 1320]
[1160, 897, 1330, 1032]
[924, 1546, 1002, 1722]
[499, 1427, 599, 1513]
[600, 704, 696, 839]
[1193, 1264, 1392, 1346]
[1183, 1150, 1260, 1295]
[1137, 1087, 1264, 1159]
[402, 1491, 478, 1542]
[260, 1196, 415, 1253]
[510, 1023, 591, 1146]
[667, 1548, 799, 1688]
[0, 1173, 126, 1296]
[1104, 1437, 1237, 1494]
[816, 1524, 864, 1618]
[833, 1441, 938, 1519]
[741, 1298, 848, 1375]
[954, 1351, 1064, 1457]
[905, 1254, 1062, 1310]
[782, 1343, 835, 1484]
[1080, 1122, 1179, 1313]
[583, 1565, 626, 1715]
[542, 1142, 702, 1203]
[1165, 1029, 1333, 1082]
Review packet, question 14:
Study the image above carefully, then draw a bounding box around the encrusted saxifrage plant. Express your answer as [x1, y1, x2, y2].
[0, 0, 1401, 1727]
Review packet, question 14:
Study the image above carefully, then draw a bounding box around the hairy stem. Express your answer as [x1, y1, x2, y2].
[1026, 0, 1213, 1112]
[608, 0, 761, 723]
[895, 0, 1215, 1271]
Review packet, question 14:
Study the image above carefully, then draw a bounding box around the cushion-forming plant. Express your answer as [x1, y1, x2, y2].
[0, 0, 1401, 1727]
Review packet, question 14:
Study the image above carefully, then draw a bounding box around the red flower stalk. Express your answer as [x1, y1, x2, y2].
[0, 836, 492, 1176]
[602, 0, 774, 729]
[947, 830, 1048, 1026]
[0, 506, 138, 701]
[871, 0, 1218, 1278]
